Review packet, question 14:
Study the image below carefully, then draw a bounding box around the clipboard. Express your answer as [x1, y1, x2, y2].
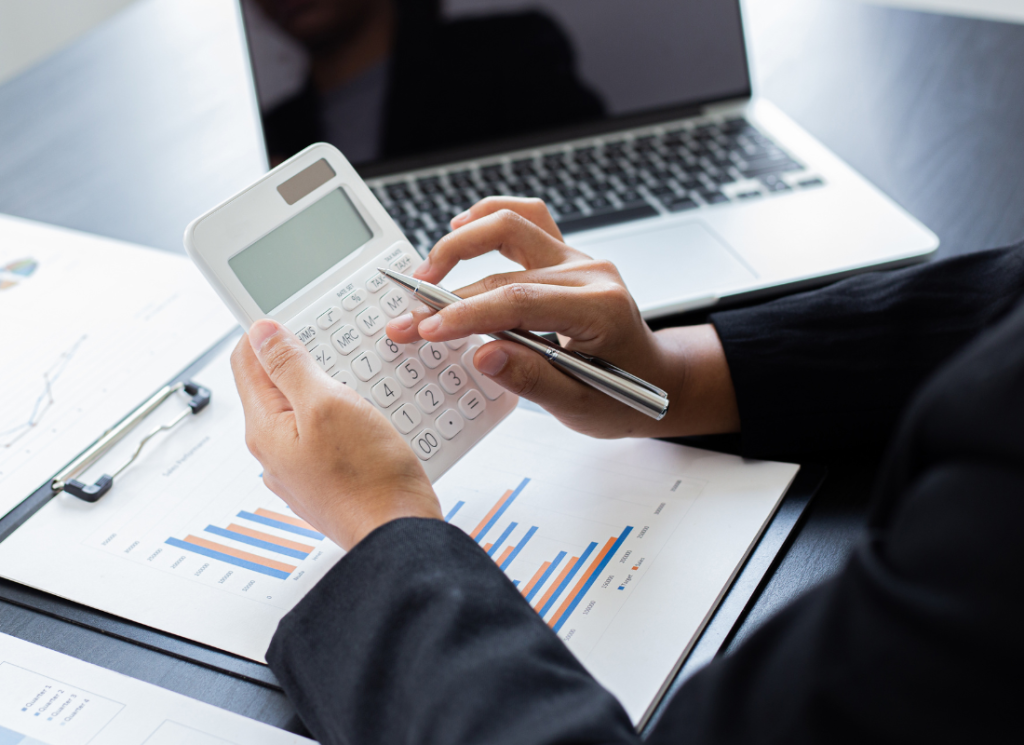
[0, 332, 825, 707]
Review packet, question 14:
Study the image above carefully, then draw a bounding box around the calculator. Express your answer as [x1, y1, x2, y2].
[184, 143, 517, 481]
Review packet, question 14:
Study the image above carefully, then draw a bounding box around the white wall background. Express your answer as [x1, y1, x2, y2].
[0, 0, 138, 84]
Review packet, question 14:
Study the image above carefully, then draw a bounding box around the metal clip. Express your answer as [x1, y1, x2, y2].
[51, 382, 211, 502]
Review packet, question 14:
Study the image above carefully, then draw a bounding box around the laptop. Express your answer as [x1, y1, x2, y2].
[239, 0, 938, 318]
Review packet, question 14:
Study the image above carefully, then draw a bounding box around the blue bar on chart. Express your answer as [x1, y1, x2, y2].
[500, 526, 538, 571]
[538, 541, 598, 618]
[551, 526, 633, 633]
[525, 551, 566, 603]
[470, 478, 531, 543]
[487, 522, 518, 557]
[165, 537, 293, 580]
[204, 524, 314, 560]
[444, 501, 465, 522]
[237, 509, 324, 540]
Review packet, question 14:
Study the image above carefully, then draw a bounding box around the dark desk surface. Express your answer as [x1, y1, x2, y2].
[1, 0, 1022, 733]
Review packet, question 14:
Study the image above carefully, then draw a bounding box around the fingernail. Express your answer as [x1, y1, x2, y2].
[477, 349, 508, 376]
[451, 209, 471, 225]
[249, 319, 279, 353]
[389, 313, 414, 331]
[413, 255, 432, 278]
[418, 314, 442, 335]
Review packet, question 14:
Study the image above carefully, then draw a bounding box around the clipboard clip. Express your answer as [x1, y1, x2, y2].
[51, 382, 211, 502]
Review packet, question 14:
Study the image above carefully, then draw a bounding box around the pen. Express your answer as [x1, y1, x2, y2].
[378, 268, 670, 420]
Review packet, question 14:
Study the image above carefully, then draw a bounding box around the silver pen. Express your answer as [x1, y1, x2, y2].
[378, 268, 670, 420]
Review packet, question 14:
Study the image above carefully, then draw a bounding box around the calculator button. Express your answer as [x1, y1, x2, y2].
[445, 337, 468, 350]
[379, 287, 411, 318]
[331, 325, 362, 355]
[396, 357, 426, 388]
[366, 274, 388, 293]
[458, 390, 486, 420]
[295, 325, 317, 345]
[376, 336, 404, 362]
[391, 403, 422, 434]
[419, 342, 449, 369]
[351, 351, 383, 381]
[317, 307, 342, 330]
[310, 344, 336, 372]
[410, 428, 442, 461]
[356, 306, 385, 336]
[416, 383, 445, 414]
[341, 289, 367, 311]
[438, 364, 468, 395]
[462, 347, 505, 400]
[331, 368, 358, 389]
[435, 409, 465, 440]
[371, 377, 402, 408]
[389, 253, 415, 274]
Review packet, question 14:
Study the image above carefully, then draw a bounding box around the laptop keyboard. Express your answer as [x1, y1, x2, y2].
[369, 117, 826, 255]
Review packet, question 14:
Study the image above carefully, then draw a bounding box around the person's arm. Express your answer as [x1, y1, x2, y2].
[708, 243, 1024, 458]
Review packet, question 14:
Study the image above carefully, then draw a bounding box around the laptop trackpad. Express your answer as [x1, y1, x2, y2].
[573, 221, 756, 311]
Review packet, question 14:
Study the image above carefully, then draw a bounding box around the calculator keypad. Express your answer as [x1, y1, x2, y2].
[288, 245, 515, 481]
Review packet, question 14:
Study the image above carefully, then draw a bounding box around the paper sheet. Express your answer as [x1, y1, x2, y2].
[0, 631, 312, 744]
[0, 214, 237, 515]
[0, 344, 797, 724]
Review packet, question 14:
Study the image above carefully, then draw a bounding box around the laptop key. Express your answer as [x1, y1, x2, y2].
[557, 204, 659, 234]
[700, 190, 730, 204]
[665, 197, 699, 213]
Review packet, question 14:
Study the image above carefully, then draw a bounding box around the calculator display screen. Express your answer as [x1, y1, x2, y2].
[229, 188, 373, 313]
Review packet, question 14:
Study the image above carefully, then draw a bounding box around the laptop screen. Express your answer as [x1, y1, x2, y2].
[241, 0, 750, 173]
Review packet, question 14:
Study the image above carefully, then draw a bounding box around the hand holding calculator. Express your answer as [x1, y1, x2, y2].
[185, 143, 517, 481]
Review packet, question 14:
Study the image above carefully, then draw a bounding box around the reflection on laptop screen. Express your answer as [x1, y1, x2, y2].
[241, 0, 750, 169]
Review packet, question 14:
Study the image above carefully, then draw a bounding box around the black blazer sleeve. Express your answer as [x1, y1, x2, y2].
[709, 243, 1024, 459]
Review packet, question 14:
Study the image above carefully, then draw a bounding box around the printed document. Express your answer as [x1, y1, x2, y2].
[0, 345, 798, 724]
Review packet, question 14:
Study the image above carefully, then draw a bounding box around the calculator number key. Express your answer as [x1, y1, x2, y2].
[351, 351, 383, 381]
[331, 324, 362, 355]
[419, 342, 449, 369]
[371, 377, 401, 408]
[435, 409, 464, 440]
[317, 306, 342, 329]
[310, 344, 335, 372]
[411, 428, 442, 460]
[416, 383, 444, 414]
[438, 364, 467, 395]
[458, 389, 486, 420]
[391, 403, 422, 434]
[356, 306, 385, 336]
[396, 357, 426, 388]
[376, 336, 404, 362]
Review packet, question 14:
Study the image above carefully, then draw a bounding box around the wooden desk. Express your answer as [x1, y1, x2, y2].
[0, 0, 1022, 733]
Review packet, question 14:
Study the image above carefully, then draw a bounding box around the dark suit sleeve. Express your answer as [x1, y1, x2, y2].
[267, 519, 637, 745]
[709, 244, 1024, 459]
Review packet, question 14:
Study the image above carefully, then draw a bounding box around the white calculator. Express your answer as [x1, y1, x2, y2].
[184, 143, 517, 481]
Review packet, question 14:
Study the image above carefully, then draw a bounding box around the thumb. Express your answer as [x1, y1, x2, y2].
[248, 319, 322, 402]
[473, 341, 596, 415]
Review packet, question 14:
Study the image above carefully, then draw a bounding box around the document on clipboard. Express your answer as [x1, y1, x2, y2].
[0, 331, 799, 725]
[0, 214, 236, 514]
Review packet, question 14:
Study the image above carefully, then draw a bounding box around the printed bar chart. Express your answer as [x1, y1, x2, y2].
[486, 522, 518, 557]
[237, 509, 324, 540]
[500, 525, 537, 571]
[444, 501, 465, 522]
[204, 524, 314, 560]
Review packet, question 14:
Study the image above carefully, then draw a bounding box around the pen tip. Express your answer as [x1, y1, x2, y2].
[377, 267, 388, 275]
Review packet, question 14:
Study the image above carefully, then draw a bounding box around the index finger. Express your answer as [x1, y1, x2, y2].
[414, 208, 589, 285]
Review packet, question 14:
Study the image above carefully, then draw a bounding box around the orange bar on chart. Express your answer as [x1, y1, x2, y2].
[495, 545, 515, 566]
[470, 490, 513, 539]
[254, 508, 316, 532]
[549, 536, 616, 629]
[183, 535, 296, 574]
[483, 543, 493, 553]
[521, 561, 551, 597]
[533, 556, 578, 613]
[226, 523, 314, 553]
